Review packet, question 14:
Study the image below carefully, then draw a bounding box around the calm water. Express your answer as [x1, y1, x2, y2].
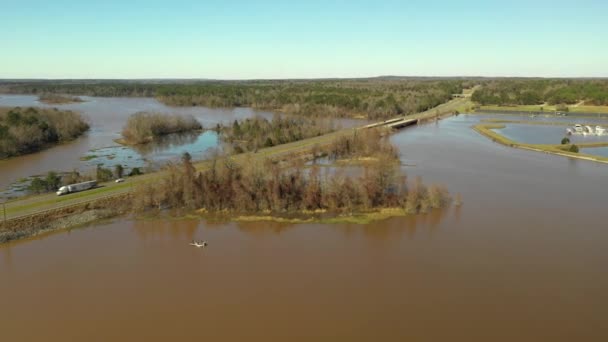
[1, 115, 607, 341]
[0, 95, 366, 197]
[582, 146, 608, 158]
[0, 95, 274, 191]
[495, 123, 608, 145]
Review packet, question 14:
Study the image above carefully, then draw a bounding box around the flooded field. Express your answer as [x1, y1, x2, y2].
[2, 115, 608, 341]
[495, 123, 608, 145]
[582, 146, 608, 158]
[0, 95, 365, 198]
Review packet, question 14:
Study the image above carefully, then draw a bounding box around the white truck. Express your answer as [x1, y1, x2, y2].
[56, 181, 97, 196]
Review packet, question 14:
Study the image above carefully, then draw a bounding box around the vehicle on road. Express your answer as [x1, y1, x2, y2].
[56, 181, 97, 196]
[115, 178, 125, 183]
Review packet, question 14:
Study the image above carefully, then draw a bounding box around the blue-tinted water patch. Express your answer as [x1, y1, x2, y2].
[494, 124, 608, 145]
[582, 147, 608, 158]
[81, 131, 220, 170]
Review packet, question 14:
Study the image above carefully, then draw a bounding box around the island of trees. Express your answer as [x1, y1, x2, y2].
[220, 115, 335, 153]
[0, 107, 89, 159]
[38, 94, 84, 104]
[120, 112, 202, 145]
[133, 129, 452, 220]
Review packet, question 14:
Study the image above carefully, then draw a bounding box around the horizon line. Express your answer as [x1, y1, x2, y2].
[2, 75, 608, 82]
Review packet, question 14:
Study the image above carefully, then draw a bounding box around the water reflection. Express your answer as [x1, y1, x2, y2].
[82, 131, 220, 171]
[582, 146, 608, 158]
[0, 94, 274, 192]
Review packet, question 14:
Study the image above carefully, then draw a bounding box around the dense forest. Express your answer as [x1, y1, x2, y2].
[132, 129, 450, 216]
[0, 107, 89, 159]
[472, 79, 608, 106]
[3, 79, 467, 120]
[220, 114, 334, 153]
[38, 94, 84, 104]
[121, 112, 202, 144]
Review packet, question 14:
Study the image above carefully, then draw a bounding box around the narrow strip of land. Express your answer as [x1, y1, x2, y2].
[473, 123, 608, 164]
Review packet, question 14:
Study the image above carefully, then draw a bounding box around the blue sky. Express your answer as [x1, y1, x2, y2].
[1, 0, 607, 79]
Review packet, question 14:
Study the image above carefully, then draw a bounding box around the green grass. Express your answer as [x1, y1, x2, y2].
[233, 208, 410, 225]
[79, 155, 97, 161]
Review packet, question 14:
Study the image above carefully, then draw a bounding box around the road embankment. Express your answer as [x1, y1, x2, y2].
[1, 194, 131, 244]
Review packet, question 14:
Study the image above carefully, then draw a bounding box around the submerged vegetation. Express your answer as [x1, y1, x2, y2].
[133, 129, 451, 219]
[221, 114, 334, 153]
[0, 107, 89, 159]
[121, 112, 202, 145]
[38, 93, 83, 104]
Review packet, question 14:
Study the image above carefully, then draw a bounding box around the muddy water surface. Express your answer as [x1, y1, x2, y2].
[0, 95, 366, 197]
[0, 95, 275, 191]
[1, 115, 608, 341]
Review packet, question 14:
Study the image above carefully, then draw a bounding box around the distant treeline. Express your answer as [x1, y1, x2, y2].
[0, 107, 89, 159]
[133, 129, 450, 215]
[221, 115, 334, 153]
[5, 79, 467, 120]
[472, 79, 608, 106]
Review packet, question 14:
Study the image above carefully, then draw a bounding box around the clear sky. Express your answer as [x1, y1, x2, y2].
[1, 0, 607, 79]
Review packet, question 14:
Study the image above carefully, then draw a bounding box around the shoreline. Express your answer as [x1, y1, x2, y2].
[473, 123, 608, 164]
[1, 204, 453, 245]
[1, 95, 470, 243]
[474, 108, 608, 118]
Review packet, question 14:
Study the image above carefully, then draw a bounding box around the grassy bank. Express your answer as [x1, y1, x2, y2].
[233, 208, 415, 224]
[473, 123, 608, 164]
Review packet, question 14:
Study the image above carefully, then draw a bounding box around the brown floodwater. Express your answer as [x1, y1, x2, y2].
[0, 94, 366, 196]
[1, 115, 608, 341]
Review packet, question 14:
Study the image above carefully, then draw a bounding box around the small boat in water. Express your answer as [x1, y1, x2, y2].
[596, 126, 606, 135]
[574, 124, 583, 133]
[189, 240, 208, 248]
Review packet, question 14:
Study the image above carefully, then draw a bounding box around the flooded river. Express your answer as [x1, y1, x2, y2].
[0, 95, 364, 197]
[1, 114, 607, 341]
